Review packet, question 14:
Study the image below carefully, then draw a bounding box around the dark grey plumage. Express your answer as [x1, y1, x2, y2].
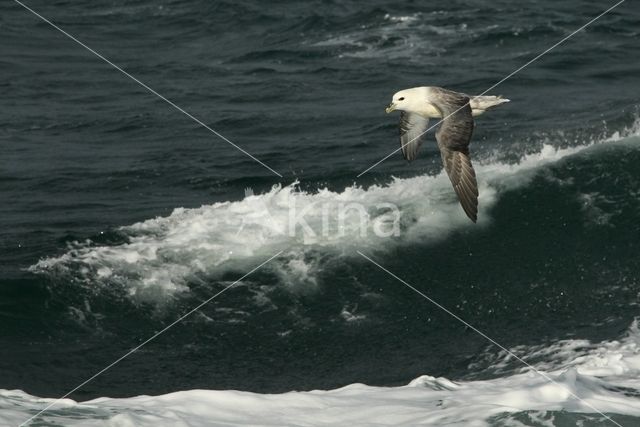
[398, 87, 479, 222]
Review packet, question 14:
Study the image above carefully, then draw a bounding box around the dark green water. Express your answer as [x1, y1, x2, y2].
[1, 0, 640, 425]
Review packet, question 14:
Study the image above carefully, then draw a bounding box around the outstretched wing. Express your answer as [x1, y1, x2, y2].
[439, 147, 478, 222]
[431, 88, 478, 222]
[399, 112, 429, 162]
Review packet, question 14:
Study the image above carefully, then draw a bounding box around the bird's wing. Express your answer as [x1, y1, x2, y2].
[431, 88, 478, 222]
[399, 111, 429, 162]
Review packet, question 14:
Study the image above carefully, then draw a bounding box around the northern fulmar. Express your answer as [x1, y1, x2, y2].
[385, 86, 509, 222]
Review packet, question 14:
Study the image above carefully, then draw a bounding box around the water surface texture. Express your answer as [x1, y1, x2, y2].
[2, 0, 640, 425]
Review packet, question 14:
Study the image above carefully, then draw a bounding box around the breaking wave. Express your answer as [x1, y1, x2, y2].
[4, 319, 640, 426]
[29, 119, 640, 303]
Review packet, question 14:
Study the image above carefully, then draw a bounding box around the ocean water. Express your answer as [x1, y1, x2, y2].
[1, 0, 640, 426]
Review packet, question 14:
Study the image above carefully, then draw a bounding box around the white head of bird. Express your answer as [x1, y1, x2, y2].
[385, 87, 440, 118]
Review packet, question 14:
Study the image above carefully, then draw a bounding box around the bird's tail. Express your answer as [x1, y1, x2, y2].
[469, 95, 510, 116]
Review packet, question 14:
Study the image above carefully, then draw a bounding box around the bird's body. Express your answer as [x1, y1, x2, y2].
[385, 86, 509, 222]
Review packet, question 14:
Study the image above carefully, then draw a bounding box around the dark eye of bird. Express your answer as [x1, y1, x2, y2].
[399, 97, 405, 101]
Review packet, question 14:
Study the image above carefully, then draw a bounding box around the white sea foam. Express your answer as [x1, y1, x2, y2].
[3, 320, 640, 426]
[29, 122, 640, 302]
[484, 319, 640, 392]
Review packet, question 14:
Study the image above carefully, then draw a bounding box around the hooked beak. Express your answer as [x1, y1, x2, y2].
[385, 103, 396, 114]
